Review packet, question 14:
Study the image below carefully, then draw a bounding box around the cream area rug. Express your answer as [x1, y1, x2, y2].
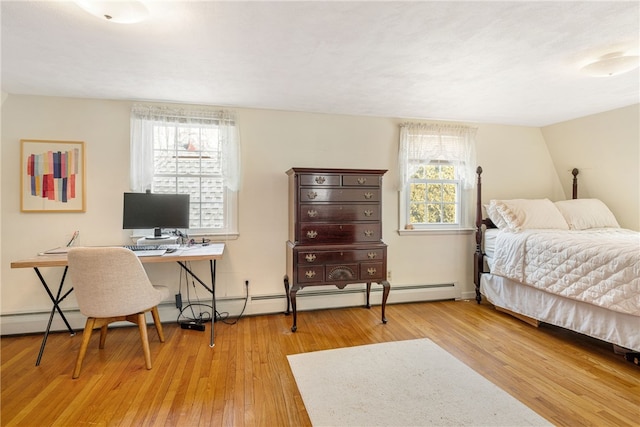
[287, 338, 551, 426]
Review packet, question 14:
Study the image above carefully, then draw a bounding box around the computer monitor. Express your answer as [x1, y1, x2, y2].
[123, 192, 190, 239]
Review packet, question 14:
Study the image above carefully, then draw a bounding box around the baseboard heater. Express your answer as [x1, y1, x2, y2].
[251, 283, 455, 301]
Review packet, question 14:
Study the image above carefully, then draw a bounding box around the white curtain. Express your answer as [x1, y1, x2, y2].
[398, 122, 477, 191]
[130, 104, 241, 192]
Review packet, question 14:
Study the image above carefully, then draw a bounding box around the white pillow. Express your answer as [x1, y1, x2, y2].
[493, 199, 569, 231]
[485, 202, 509, 229]
[554, 199, 620, 230]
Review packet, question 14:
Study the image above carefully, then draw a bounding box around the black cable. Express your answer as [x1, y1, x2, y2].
[216, 281, 249, 325]
[176, 281, 249, 325]
[175, 258, 249, 326]
[176, 261, 212, 324]
[177, 303, 212, 324]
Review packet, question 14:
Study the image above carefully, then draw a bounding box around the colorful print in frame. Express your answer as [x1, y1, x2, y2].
[20, 139, 86, 212]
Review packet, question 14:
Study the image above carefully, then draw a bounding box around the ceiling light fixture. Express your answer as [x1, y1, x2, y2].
[75, 0, 149, 24]
[580, 52, 639, 77]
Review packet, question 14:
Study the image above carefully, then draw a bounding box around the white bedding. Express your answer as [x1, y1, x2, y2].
[483, 228, 499, 259]
[491, 228, 639, 316]
[481, 274, 640, 352]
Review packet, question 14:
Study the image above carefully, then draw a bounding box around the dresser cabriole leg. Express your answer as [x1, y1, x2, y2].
[284, 275, 291, 315]
[365, 282, 372, 308]
[290, 286, 298, 332]
[380, 280, 390, 324]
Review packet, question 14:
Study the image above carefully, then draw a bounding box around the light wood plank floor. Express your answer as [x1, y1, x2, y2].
[2, 300, 638, 426]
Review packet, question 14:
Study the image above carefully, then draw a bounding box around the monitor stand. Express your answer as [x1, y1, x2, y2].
[147, 227, 168, 239]
[137, 236, 179, 246]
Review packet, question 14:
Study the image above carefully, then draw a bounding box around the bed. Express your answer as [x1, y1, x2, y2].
[473, 166, 640, 353]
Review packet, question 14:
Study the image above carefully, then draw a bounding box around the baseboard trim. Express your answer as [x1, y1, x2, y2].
[1, 283, 461, 335]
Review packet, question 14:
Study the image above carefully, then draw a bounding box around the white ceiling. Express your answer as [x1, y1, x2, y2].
[2, 1, 638, 127]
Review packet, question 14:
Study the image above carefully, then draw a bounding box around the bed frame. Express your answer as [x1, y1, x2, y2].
[473, 166, 580, 303]
[473, 169, 640, 353]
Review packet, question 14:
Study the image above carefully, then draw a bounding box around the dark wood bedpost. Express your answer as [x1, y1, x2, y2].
[572, 168, 579, 199]
[474, 166, 483, 304]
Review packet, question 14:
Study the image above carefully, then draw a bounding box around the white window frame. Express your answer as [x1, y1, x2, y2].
[130, 104, 241, 239]
[397, 123, 476, 235]
[403, 161, 462, 229]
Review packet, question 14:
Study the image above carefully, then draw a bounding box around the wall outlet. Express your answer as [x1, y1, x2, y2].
[387, 271, 392, 280]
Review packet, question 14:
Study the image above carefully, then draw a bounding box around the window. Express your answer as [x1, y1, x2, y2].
[398, 123, 476, 232]
[409, 162, 461, 225]
[130, 104, 241, 237]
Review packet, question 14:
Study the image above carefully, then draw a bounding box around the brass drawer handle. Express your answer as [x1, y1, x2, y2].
[307, 191, 318, 199]
[315, 176, 326, 184]
[367, 252, 376, 259]
[307, 230, 318, 239]
[305, 254, 317, 262]
[307, 209, 318, 218]
[364, 209, 373, 217]
[367, 268, 377, 276]
[305, 270, 316, 278]
[364, 192, 373, 199]
[357, 177, 367, 185]
[364, 230, 373, 237]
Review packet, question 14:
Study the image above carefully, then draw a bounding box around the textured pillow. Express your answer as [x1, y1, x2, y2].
[554, 199, 620, 230]
[486, 202, 509, 229]
[493, 198, 569, 231]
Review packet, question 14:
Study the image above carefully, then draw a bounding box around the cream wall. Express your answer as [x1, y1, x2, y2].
[0, 94, 584, 334]
[541, 104, 640, 230]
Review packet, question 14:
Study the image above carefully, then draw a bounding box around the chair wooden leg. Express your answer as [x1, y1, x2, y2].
[136, 312, 152, 370]
[73, 317, 96, 379]
[150, 306, 165, 343]
[99, 324, 109, 349]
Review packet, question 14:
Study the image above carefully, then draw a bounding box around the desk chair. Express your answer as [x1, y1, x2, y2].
[67, 247, 169, 379]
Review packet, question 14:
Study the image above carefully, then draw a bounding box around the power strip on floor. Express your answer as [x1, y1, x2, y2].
[180, 321, 205, 332]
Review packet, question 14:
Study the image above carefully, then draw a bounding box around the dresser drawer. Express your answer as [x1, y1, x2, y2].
[297, 248, 385, 264]
[300, 188, 380, 203]
[360, 262, 385, 280]
[299, 223, 381, 244]
[342, 174, 381, 187]
[299, 174, 341, 186]
[297, 265, 324, 283]
[300, 204, 380, 222]
[326, 264, 358, 281]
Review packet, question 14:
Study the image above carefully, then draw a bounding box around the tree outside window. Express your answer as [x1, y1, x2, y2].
[409, 164, 460, 225]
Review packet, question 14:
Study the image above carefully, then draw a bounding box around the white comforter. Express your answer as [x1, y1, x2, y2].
[491, 228, 640, 316]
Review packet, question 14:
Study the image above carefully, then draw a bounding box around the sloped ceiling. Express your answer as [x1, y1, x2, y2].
[1, 1, 638, 126]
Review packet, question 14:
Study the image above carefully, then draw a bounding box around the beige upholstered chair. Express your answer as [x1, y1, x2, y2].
[67, 247, 169, 379]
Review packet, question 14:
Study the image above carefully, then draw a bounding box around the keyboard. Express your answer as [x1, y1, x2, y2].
[123, 244, 179, 251]
[124, 245, 161, 251]
[122, 244, 179, 257]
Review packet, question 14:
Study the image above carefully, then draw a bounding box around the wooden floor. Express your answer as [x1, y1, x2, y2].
[1, 300, 638, 426]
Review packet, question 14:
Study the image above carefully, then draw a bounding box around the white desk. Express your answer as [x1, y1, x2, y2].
[11, 243, 225, 365]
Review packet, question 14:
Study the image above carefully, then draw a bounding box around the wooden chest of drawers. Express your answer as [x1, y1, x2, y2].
[284, 168, 390, 332]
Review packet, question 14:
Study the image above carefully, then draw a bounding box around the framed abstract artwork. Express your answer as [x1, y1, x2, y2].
[20, 139, 86, 212]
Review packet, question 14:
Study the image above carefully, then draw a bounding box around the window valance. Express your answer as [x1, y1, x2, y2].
[130, 104, 241, 192]
[398, 122, 477, 191]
